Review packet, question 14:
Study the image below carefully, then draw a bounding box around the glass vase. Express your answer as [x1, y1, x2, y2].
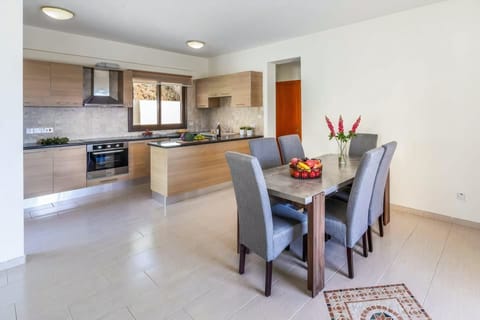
[337, 140, 348, 166]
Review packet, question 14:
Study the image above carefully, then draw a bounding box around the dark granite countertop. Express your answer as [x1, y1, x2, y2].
[23, 133, 181, 150]
[149, 134, 263, 148]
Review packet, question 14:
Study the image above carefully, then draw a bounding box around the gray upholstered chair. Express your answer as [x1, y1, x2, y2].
[366, 141, 397, 252]
[324, 147, 384, 279]
[277, 134, 305, 164]
[349, 133, 378, 158]
[248, 138, 282, 170]
[225, 151, 307, 297]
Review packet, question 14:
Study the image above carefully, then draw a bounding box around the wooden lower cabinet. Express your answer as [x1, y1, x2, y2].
[128, 139, 162, 179]
[24, 146, 86, 198]
[24, 149, 54, 198]
[53, 146, 86, 193]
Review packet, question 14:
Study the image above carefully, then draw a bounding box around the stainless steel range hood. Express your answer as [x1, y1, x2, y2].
[83, 68, 124, 107]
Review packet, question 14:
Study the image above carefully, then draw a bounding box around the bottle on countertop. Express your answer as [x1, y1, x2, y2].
[216, 122, 222, 138]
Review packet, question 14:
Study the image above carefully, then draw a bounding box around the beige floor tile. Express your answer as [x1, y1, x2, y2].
[423, 224, 480, 319]
[0, 271, 6, 288]
[98, 307, 135, 320]
[0, 304, 16, 320]
[8, 184, 479, 320]
[379, 216, 452, 301]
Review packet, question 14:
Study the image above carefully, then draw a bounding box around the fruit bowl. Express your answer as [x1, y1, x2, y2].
[289, 158, 322, 179]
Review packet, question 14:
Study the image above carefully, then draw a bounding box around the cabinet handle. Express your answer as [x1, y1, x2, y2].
[236, 103, 245, 106]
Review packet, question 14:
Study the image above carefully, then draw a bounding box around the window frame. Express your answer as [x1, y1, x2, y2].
[128, 84, 187, 132]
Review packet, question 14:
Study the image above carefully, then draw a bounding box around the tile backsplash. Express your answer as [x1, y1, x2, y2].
[23, 89, 263, 143]
[206, 97, 264, 134]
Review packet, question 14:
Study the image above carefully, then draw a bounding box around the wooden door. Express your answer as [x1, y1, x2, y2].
[276, 80, 301, 139]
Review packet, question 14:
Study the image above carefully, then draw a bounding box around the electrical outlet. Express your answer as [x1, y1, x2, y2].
[26, 128, 34, 134]
[456, 192, 466, 201]
[45, 127, 54, 133]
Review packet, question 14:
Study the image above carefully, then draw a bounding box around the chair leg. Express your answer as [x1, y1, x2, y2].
[265, 261, 273, 297]
[239, 244, 246, 274]
[325, 233, 331, 241]
[378, 215, 384, 237]
[236, 213, 240, 253]
[302, 234, 308, 262]
[367, 226, 373, 253]
[346, 247, 354, 279]
[362, 233, 368, 258]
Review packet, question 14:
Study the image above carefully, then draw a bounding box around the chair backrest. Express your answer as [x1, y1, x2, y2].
[225, 151, 273, 260]
[346, 147, 384, 248]
[248, 138, 282, 170]
[368, 141, 397, 224]
[349, 133, 378, 158]
[277, 134, 305, 164]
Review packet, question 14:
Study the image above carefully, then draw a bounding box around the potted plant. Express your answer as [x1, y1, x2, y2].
[246, 126, 254, 137]
[239, 126, 247, 136]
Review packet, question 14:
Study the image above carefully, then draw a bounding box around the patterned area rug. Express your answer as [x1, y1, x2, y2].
[324, 283, 431, 320]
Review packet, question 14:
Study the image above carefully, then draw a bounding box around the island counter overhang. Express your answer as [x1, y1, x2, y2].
[149, 135, 262, 200]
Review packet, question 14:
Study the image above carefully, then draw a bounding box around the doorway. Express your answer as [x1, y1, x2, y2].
[275, 59, 301, 139]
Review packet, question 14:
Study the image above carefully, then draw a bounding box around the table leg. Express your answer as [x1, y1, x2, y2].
[383, 171, 391, 225]
[306, 192, 325, 297]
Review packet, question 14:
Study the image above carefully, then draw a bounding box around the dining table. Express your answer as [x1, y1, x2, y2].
[263, 154, 391, 297]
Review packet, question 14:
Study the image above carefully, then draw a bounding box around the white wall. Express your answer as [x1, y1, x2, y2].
[24, 26, 209, 77]
[209, 0, 480, 223]
[0, 0, 25, 268]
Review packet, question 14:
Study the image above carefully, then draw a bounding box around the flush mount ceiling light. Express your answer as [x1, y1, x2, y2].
[186, 40, 205, 49]
[41, 6, 74, 20]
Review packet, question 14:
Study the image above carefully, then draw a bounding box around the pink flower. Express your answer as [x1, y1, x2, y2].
[338, 115, 344, 134]
[325, 116, 336, 137]
[351, 116, 361, 133]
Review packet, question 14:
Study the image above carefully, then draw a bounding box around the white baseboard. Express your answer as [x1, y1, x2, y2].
[392, 204, 480, 230]
[0, 255, 26, 271]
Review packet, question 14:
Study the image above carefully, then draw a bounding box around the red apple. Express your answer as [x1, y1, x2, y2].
[309, 171, 316, 178]
[301, 171, 309, 179]
[293, 171, 300, 178]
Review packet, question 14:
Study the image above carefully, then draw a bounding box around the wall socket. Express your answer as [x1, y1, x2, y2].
[456, 192, 466, 201]
[26, 127, 54, 134]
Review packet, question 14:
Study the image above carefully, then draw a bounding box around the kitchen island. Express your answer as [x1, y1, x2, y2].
[149, 135, 261, 206]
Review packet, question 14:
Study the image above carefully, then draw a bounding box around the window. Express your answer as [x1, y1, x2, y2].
[129, 81, 186, 131]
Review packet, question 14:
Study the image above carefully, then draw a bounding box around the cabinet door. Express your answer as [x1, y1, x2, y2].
[231, 72, 251, 107]
[122, 70, 133, 108]
[195, 78, 209, 108]
[53, 146, 86, 193]
[129, 140, 162, 179]
[49, 63, 83, 107]
[24, 149, 54, 198]
[23, 60, 51, 106]
[208, 76, 231, 97]
[231, 71, 263, 107]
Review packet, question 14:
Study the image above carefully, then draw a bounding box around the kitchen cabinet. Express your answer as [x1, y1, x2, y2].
[122, 70, 133, 108]
[23, 60, 83, 107]
[128, 139, 163, 179]
[24, 149, 54, 198]
[231, 71, 263, 107]
[208, 75, 231, 97]
[24, 146, 86, 198]
[53, 146, 86, 193]
[195, 71, 262, 108]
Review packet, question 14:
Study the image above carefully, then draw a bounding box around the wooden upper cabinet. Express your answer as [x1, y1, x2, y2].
[231, 71, 263, 107]
[208, 75, 231, 97]
[24, 60, 51, 106]
[122, 70, 133, 108]
[49, 63, 83, 107]
[23, 60, 83, 107]
[195, 71, 262, 108]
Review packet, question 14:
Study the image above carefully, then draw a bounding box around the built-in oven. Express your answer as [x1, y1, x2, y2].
[86, 142, 128, 180]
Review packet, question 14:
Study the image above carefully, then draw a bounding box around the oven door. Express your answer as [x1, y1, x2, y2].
[87, 148, 128, 179]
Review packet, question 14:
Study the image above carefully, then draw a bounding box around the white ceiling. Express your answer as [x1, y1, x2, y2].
[24, 0, 444, 57]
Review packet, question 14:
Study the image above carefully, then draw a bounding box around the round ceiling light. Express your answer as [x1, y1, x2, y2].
[41, 6, 74, 20]
[186, 40, 205, 49]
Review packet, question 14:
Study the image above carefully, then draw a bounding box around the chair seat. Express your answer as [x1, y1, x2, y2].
[331, 189, 350, 202]
[271, 204, 307, 259]
[325, 198, 348, 246]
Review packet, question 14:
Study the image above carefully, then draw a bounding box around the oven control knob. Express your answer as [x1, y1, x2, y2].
[107, 144, 111, 148]
[97, 146, 102, 149]
[115, 144, 120, 147]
